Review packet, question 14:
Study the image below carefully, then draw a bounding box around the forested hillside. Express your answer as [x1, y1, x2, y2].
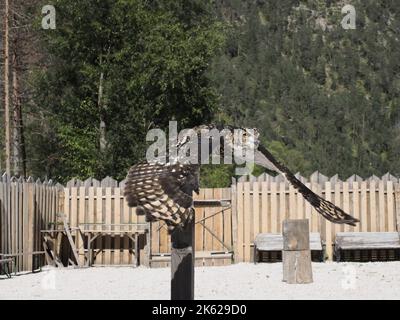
[212, 0, 400, 179]
[1, 0, 400, 186]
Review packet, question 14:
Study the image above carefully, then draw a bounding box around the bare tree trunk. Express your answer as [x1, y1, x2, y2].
[12, 48, 26, 177]
[98, 70, 106, 151]
[3, 0, 11, 176]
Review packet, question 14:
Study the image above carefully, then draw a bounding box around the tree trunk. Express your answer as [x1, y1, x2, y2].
[12, 47, 26, 177]
[4, 0, 11, 176]
[98, 69, 106, 152]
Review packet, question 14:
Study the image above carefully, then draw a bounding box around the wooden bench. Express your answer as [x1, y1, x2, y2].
[0, 257, 16, 278]
[253, 233, 324, 263]
[334, 232, 400, 262]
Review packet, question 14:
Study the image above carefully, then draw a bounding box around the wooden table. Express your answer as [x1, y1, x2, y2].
[79, 223, 149, 267]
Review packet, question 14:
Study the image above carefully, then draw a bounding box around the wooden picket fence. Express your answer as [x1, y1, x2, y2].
[0, 174, 62, 272]
[63, 177, 232, 267]
[2, 172, 400, 272]
[63, 178, 146, 266]
[233, 172, 400, 261]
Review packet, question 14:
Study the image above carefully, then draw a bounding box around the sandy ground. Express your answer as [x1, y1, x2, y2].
[0, 262, 399, 300]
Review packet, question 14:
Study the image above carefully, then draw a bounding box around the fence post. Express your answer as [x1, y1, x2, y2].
[171, 215, 195, 300]
[395, 184, 400, 234]
[282, 219, 313, 284]
[231, 178, 238, 263]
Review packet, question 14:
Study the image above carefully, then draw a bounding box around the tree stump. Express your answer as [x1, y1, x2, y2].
[282, 219, 313, 284]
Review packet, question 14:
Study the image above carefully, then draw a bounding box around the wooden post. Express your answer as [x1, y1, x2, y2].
[171, 211, 195, 300]
[395, 184, 400, 235]
[282, 219, 313, 284]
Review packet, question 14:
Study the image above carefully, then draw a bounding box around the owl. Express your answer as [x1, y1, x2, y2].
[124, 125, 359, 233]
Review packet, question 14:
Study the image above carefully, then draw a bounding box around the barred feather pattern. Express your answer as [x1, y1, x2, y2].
[257, 145, 359, 226]
[124, 162, 199, 232]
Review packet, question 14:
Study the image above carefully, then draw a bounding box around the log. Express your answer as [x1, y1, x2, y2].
[282, 219, 313, 284]
[282, 250, 313, 283]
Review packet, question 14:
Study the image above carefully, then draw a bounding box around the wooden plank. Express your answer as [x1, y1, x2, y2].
[193, 190, 203, 267]
[261, 182, 268, 233]
[231, 182, 238, 263]
[270, 182, 278, 233]
[204, 189, 214, 254]
[236, 182, 244, 262]
[61, 213, 81, 267]
[243, 182, 251, 262]
[22, 181, 29, 270]
[304, 183, 312, 231]
[343, 182, 350, 233]
[27, 183, 35, 270]
[114, 188, 121, 265]
[395, 184, 400, 233]
[252, 181, 260, 240]
[297, 183, 304, 220]
[334, 181, 342, 233]
[222, 188, 232, 254]
[36, 183, 43, 259]
[10, 181, 16, 268]
[78, 186, 86, 265]
[105, 187, 112, 264]
[18, 181, 23, 271]
[87, 187, 95, 266]
[360, 181, 368, 232]
[122, 189, 131, 265]
[6, 176, 11, 255]
[96, 187, 103, 265]
[0, 181, 4, 258]
[195, 189, 205, 254]
[378, 181, 385, 232]
[324, 181, 333, 260]
[288, 185, 296, 220]
[312, 183, 325, 235]
[387, 182, 395, 231]
[370, 180, 377, 232]
[70, 187, 78, 230]
[255, 233, 322, 251]
[352, 182, 360, 232]
[213, 188, 223, 253]
[335, 232, 400, 249]
[279, 182, 286, 232]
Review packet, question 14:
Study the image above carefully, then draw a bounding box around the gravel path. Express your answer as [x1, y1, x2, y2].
[1, 262, 399, 300]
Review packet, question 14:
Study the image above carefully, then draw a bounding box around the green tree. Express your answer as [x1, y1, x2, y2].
[28, 0, 224, 182]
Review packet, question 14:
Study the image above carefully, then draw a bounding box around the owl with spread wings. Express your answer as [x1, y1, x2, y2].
[124, 125, 359, 233]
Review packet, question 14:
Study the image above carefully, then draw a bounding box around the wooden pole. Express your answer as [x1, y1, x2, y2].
[171, 210, 195, 300]
[4, 0, 11, 176]
[282, 219, 313, 284]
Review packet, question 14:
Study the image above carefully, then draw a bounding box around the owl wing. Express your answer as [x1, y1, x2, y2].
[256, 144, 360, 226]
[123, 162, 199, 230]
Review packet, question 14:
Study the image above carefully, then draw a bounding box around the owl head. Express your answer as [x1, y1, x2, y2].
[174, 124, 260, 165]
